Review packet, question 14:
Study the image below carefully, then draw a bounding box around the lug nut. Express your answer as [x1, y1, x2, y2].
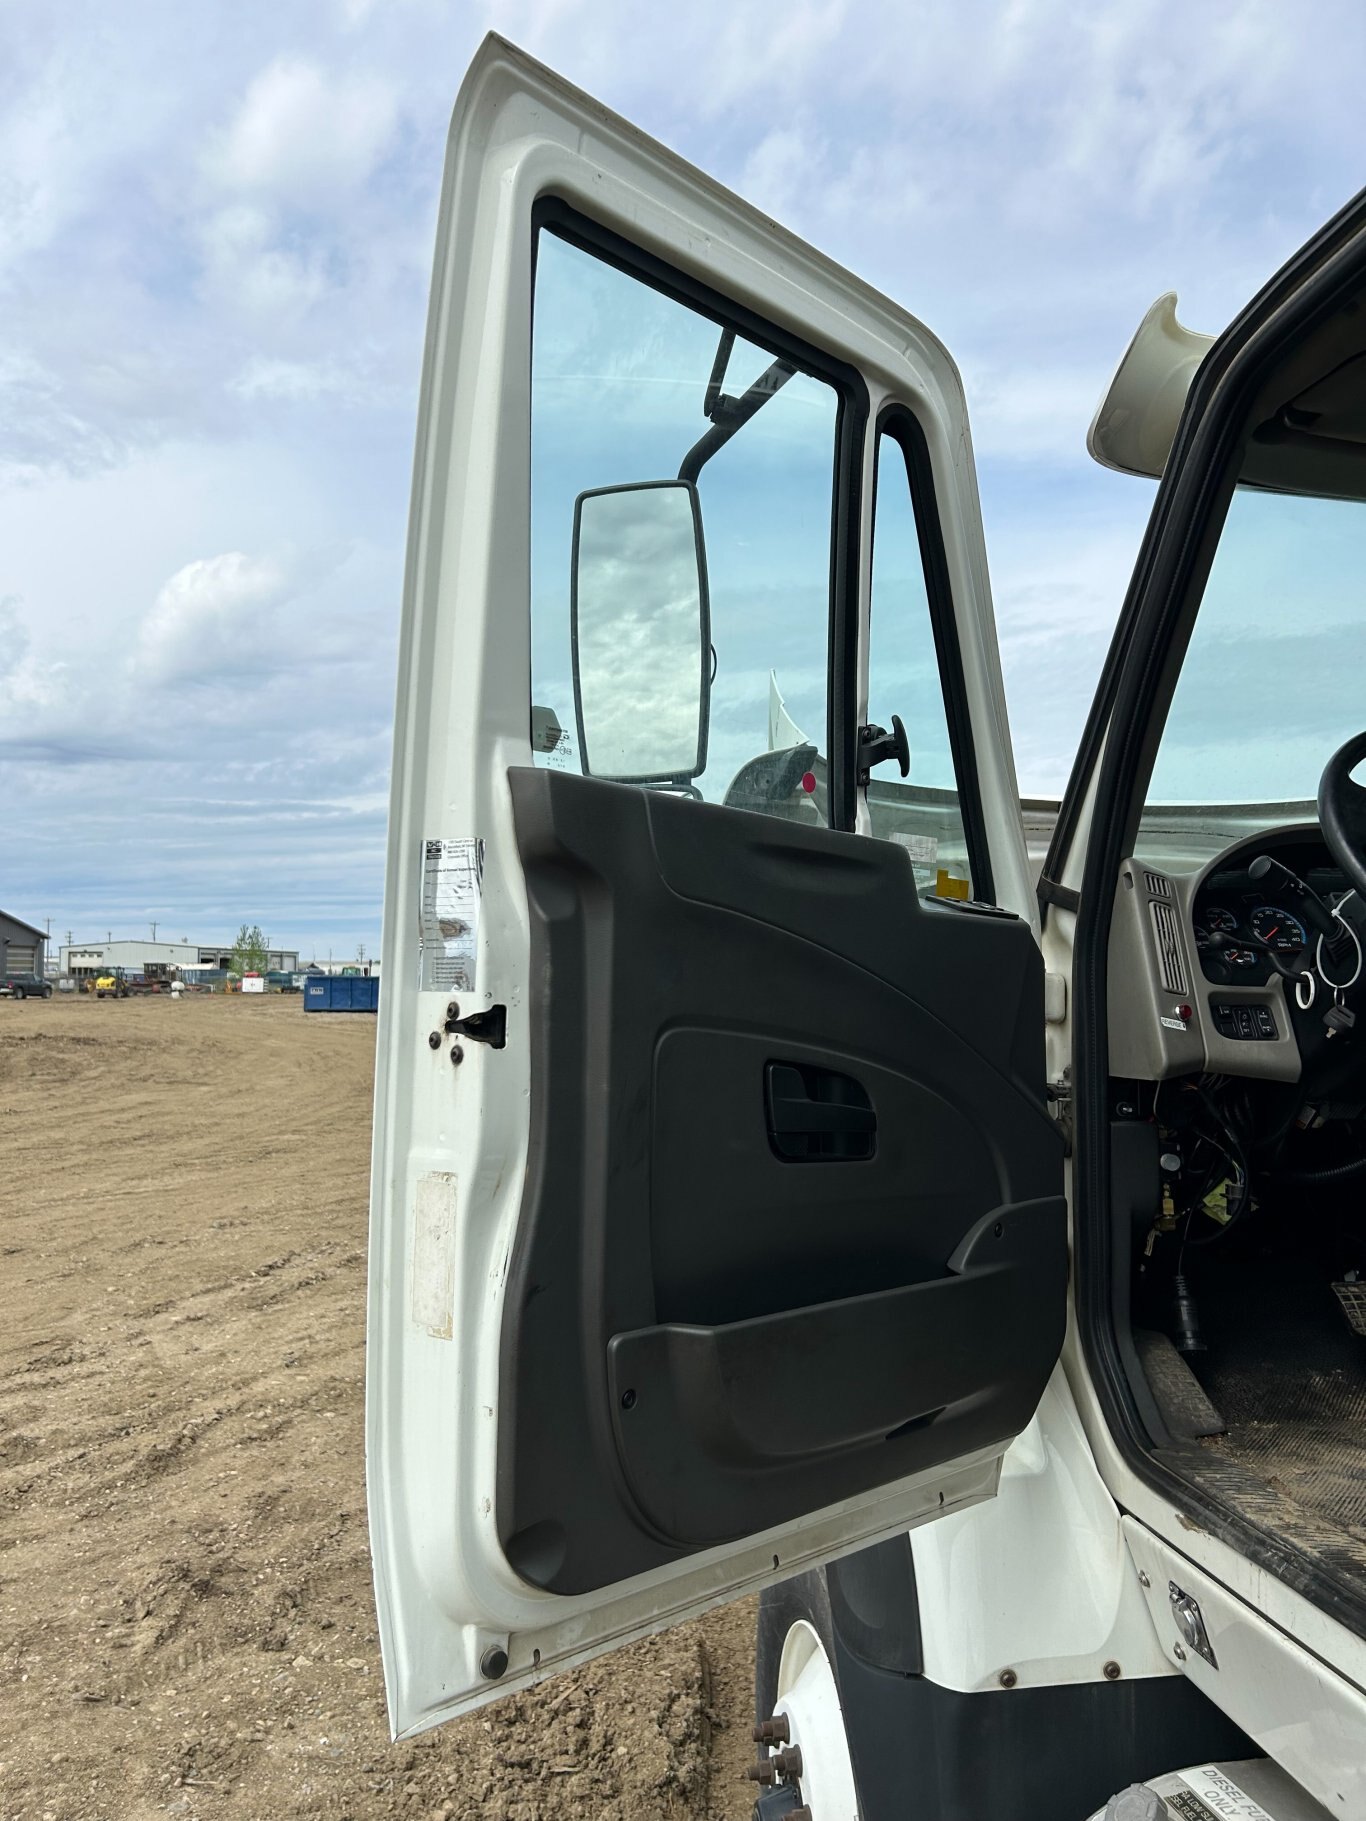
[752, 1715, 790, 1745]
[789, 1810, 813, 1821]
[773, 1746, 803, 1779]
[744, 1760, 776, 1785]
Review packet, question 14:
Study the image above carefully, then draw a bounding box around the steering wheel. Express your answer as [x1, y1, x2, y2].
[1318, 730, 1366, 899]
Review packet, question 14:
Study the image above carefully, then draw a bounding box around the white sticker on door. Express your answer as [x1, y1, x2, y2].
[892, 830, 939, 890]
[419, 837, 484, 992]
[411, 1172, 457, 1339]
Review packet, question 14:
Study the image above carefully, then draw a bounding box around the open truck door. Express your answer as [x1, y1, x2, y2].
[367, 35, 1066, 1736]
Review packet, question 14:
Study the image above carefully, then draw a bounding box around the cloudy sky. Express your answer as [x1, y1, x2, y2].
[2, 1, 1364, 957]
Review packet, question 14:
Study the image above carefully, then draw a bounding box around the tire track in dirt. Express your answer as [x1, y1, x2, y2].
[0, 995, 756, 1819]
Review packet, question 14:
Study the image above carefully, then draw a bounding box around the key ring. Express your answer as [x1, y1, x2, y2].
[1316, 910, 1363, 995]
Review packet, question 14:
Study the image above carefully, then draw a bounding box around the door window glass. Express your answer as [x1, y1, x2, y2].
[530, 221, 840, 823]
[866, 425, 978, 898]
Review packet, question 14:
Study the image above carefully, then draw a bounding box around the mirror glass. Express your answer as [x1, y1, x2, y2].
[572, 481, 710, 782]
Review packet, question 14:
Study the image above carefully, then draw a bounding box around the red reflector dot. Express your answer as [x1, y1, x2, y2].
[800, 771, 817, 794]
[1177, 1004, 1193, 1022]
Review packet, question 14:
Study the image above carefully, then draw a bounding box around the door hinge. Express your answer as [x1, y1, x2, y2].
[1047, 1069, 1073, 1153]
[443, 1001, 507, 1048]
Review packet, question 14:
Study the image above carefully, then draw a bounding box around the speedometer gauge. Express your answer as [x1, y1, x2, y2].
[1250, 905, 1308, 952]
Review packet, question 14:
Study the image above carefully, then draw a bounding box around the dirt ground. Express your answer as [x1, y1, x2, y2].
[0, 995, 756, 1821]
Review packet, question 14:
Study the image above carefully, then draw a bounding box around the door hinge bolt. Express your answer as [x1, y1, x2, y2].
[450, 1043, 464, 1065]
[998, 1667, 1018, 1688]
[1103, 1659, 1122, 1680]
[428, 1030, 443, 1050]
[752, 1715, 790, 1745]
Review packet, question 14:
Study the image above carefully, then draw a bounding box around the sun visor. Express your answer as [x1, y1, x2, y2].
[1087, 293, 1215, 479]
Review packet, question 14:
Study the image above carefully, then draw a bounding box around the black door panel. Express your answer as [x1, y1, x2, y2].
[608, 1196, 1064, 1545]
[499, 768, 1064, 1595]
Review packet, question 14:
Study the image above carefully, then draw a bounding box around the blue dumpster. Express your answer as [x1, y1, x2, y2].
[304, 974, 379, 1012]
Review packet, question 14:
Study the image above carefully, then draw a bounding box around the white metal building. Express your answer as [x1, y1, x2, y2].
[59, 938, 300, 983]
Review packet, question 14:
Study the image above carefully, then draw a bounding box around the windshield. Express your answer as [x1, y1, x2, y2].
[1137, 484, 1366, 871]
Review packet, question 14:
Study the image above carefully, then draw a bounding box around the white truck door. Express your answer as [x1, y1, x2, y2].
[367, 33, 1062, 1736]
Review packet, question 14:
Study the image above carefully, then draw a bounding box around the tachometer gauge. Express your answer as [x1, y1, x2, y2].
[1250, 905, 1308, 953]
[1204, 906, 1238, 934]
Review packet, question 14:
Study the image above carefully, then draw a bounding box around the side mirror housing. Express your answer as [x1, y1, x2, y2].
[571, 480, 710, 785]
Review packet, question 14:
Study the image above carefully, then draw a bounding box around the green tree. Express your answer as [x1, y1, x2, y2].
[231, 922, 270, 976]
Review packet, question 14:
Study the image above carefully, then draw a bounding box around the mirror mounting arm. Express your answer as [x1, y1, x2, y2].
[678, 359, 796, 484]
[856, 716, 910, 788]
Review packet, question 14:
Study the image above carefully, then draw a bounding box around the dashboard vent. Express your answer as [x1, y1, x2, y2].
[1143, 871, 1171, 899]
[1150, 899, 1190, 997]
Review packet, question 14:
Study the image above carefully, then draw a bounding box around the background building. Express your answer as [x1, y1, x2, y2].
[59, 938, 300, 984]
[1, 910, 47, 979]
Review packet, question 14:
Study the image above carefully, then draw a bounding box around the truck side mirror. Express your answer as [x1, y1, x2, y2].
[571, 480, 710, 786]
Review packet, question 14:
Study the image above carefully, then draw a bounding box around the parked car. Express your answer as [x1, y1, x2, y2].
[0, 972, 53, 1000]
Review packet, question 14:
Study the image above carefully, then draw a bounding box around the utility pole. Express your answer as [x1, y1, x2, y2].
[150, 921, 157, 942]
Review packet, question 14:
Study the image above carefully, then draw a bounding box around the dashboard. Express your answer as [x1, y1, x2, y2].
[1192, 838, 1352, 987]
[1111, 827, 1363, 1087]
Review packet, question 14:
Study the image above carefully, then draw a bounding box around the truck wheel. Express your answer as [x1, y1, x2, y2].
[754, 1569, 860, 1821]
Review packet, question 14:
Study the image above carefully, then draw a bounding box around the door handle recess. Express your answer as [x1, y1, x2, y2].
[765, 1061, 875, 1161]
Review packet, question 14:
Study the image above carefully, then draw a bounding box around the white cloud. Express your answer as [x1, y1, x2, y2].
[207, 56, 399, 206]
[0, 594, 68, 713]
[197, 203, 331, 325]
[135, 551, 292, 685]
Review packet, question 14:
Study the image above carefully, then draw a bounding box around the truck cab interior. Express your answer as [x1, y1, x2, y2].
[1070, 238, 1366, 1629]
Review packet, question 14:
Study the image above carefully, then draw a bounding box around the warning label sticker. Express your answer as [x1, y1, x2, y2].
[1169, 1794, 1222, 1820]
[1170, 1767, 1276, 1821]
[892, 830, 939, 889]
[419, 837, 484, 993]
